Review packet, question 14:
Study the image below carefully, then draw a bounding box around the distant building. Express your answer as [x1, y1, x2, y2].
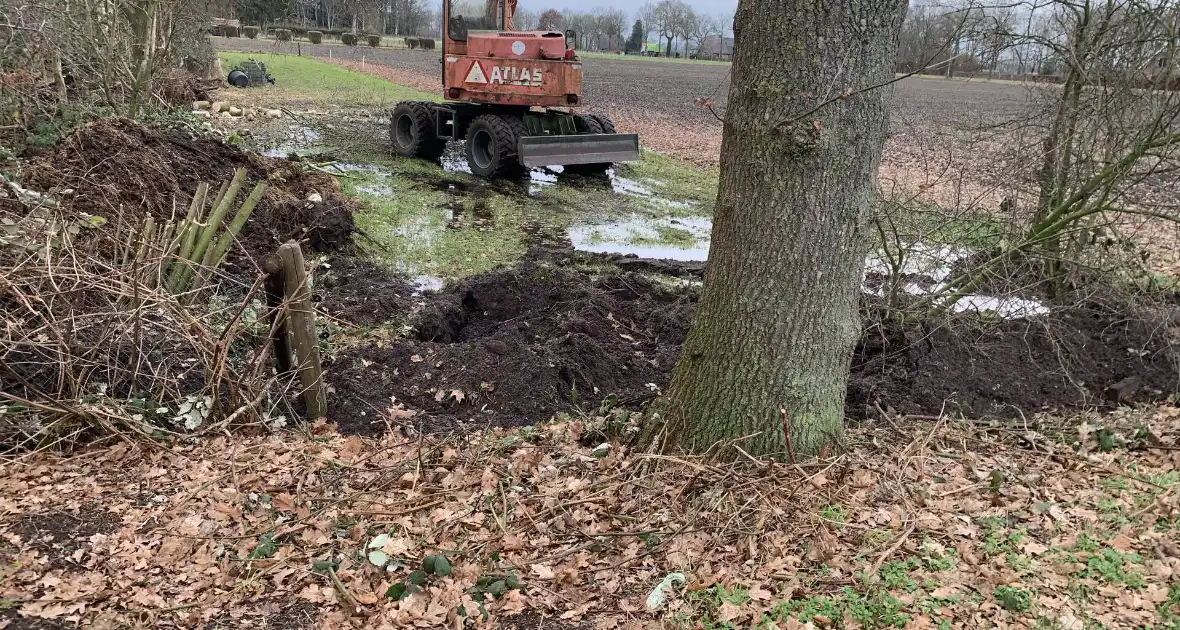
[1146, 51, 1176, 80]
[699, 36, 733, 60]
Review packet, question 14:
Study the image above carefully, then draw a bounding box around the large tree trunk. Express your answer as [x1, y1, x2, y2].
[656, 0, 907, 459]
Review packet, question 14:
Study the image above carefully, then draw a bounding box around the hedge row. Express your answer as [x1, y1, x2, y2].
[404, 37, 436, 49]
[220, 23, 435, 46]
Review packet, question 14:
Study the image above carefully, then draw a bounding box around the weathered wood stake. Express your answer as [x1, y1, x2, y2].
[273, 241, 326, 419]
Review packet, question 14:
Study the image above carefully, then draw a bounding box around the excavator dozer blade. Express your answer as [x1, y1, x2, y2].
[517, 134, 640, 168]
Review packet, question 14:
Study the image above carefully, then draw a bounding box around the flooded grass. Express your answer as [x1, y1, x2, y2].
[325, 140, 717, 278]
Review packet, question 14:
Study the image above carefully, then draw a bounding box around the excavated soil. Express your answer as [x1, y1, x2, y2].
[315, 256, 418, 327]
[326, 257, 693, 434]
[21, 118, 357, 265]
[325, 250, 1179, 435]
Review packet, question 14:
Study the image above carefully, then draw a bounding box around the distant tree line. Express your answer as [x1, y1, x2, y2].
[890, 0, 1179, 80]
[516, 0, 733, 58]
[216, 0, 434, 37]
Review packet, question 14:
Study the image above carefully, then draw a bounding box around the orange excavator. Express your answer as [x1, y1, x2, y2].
[388, 0, 640, 177]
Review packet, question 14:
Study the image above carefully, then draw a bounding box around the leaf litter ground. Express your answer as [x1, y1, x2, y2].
[3, 407, 1180, 629]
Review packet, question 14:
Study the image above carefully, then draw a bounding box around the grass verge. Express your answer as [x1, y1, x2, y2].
[218, 51, 436, 106]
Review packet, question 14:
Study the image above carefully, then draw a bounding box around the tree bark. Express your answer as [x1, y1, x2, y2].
[655, 0, 907, 459]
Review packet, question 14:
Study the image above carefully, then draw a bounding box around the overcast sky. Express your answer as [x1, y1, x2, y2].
[518, 0, 738, 20]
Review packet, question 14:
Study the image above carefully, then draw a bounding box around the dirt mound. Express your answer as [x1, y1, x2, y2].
[325, 255, 1178, 435]
[21, 117, 356, 263]
[326, 261, 693, 434]
[848, 311, 1179, 419]
[315, 256, 418, 327]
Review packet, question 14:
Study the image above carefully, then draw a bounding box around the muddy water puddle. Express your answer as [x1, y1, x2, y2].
[327, 144, 714, 281]
[261, 125, 321, 158]
[863, 242, 1050, 318]
[569, 216, 711, 261]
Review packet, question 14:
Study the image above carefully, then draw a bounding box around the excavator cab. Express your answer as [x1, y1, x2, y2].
[386, 0, 640, 177]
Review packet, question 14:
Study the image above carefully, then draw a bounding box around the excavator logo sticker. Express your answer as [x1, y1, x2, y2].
[464, 62, 488, 84]
[464, 61, 543, 87]
[490, 66, 543, 86]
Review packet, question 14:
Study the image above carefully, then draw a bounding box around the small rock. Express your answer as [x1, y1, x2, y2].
[265, 109, 283, 119]
[228, 106, 243, 116]
[221, 112, 233, 119]
[193, 100, 212, 110]
[306, 192, 323, 203]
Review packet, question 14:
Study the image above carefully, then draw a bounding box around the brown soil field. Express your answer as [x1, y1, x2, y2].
[214, 38, 1032, 166]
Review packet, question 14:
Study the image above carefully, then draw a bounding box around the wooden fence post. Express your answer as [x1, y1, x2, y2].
[273, 241, 326, 419]
[263, 255, 292, 376]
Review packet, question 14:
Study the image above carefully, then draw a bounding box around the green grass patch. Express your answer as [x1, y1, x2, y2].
[1158, 584, 1180, 626]
[818, 504, 847, 527]
[1080, 547, 1145, 587]
[766, 587, 910, 628]
[980, 519, 1025, 557]
[616, 150, 718, 208]
[993, 585, 1032, 613]
[217, 52, 437, 106]
[339, 162, 530, 279]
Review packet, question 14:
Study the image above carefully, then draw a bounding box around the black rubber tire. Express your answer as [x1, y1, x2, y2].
[588, 114, 617, 134]
[565, 115, 611, 174]
[465, 114, 525, 178]
[390, 101, 445, 160]
[573, 114, 604, 135]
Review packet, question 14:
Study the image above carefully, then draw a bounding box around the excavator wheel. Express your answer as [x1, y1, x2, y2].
[572, 114, 604, 135]
[390, 101, 445, 160]
[589, 114, 617, 134]
[465, 114, 526, 178]
[564, 115, 612, 175]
